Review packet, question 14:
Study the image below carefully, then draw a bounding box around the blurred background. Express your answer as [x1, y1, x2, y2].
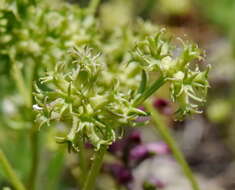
[1, 0, 235, 189]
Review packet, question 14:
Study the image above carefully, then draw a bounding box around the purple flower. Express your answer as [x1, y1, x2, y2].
[130, 142, 169, 158]
[129, 142, 170, 165]
[153, 98, 172, 115]
[127, 131, 142, 144]
[108, 139, 126, 155]
[104, 163, 133, 185]
[109, 130, 142, 156]
[129, 145, 150, 161]
[146, 142, 170, 155]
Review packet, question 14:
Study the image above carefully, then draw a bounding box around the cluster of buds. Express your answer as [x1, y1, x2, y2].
[131, 29, 210, 120]
[34, 47, 147, 150]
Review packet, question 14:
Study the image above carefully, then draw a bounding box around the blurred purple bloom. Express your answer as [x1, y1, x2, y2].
[108, 139, 126, 155]
[129, 142, 170, 165]
[146, 142, 170, 155]
[104, 163, 133, 185]
[129, 145, 150, 161]
[109, 130, 142, 156]
[127, 131, 142, 144]
[153, 98, 172, 115]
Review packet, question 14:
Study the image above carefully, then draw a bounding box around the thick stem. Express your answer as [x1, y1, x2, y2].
[0, 149, 26, 190]
[82, 145, 107, 190]
[87, 0, 101, 15]
[28, 130, 39, 190]
[133, 76, 165, 107]
[144, 101, 200, 190]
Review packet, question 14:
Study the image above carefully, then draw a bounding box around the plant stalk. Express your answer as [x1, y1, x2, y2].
[12, 63, 31, 108]
[0, 149, 26, 190]
[144, 101, 200, 190]
[133, 76, 166, 107]
[78, 138, 87, 187]
[82, 145, 107, 190]
[28, 130, 39, 190]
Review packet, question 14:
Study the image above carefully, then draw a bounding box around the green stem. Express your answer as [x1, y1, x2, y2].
[144, 101, 200, 190]
[82, 145, 107, 190]
[87, 0, 101, 16]
[12, 63, 31, 108]
[27, 59, 39, 190]
[78, 138, 87, 187]
[0, 149, 26, 190]
[133, 76, 166, 107]
[28, 130, 39, 190]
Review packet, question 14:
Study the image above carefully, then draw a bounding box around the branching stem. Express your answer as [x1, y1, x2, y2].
[133, 76, 166, 107]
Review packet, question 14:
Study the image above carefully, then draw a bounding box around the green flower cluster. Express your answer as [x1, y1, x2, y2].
[131, 30, 210, 120]
[34, 30, 209, 150]
[34, 47, 147, 150]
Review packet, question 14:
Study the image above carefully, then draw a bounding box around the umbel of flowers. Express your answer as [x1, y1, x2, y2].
[34, 30, 210, 151]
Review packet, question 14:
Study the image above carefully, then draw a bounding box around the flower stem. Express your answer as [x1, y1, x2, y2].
[133, 76, 166, 107]
[82, 145, 107, 190]
[28, 130, 39, 190]
[0, 149, 26, 190]
[11, 63, 31, 108]
[144, 101, 200, 190]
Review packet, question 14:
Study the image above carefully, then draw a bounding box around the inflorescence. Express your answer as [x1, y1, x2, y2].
[34, 29, 209, 151]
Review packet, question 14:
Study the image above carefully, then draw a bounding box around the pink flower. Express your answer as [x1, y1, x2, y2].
[153, 98, 172, 115]
[146, 142, 170, 155]
[104, 163, 133, 185]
